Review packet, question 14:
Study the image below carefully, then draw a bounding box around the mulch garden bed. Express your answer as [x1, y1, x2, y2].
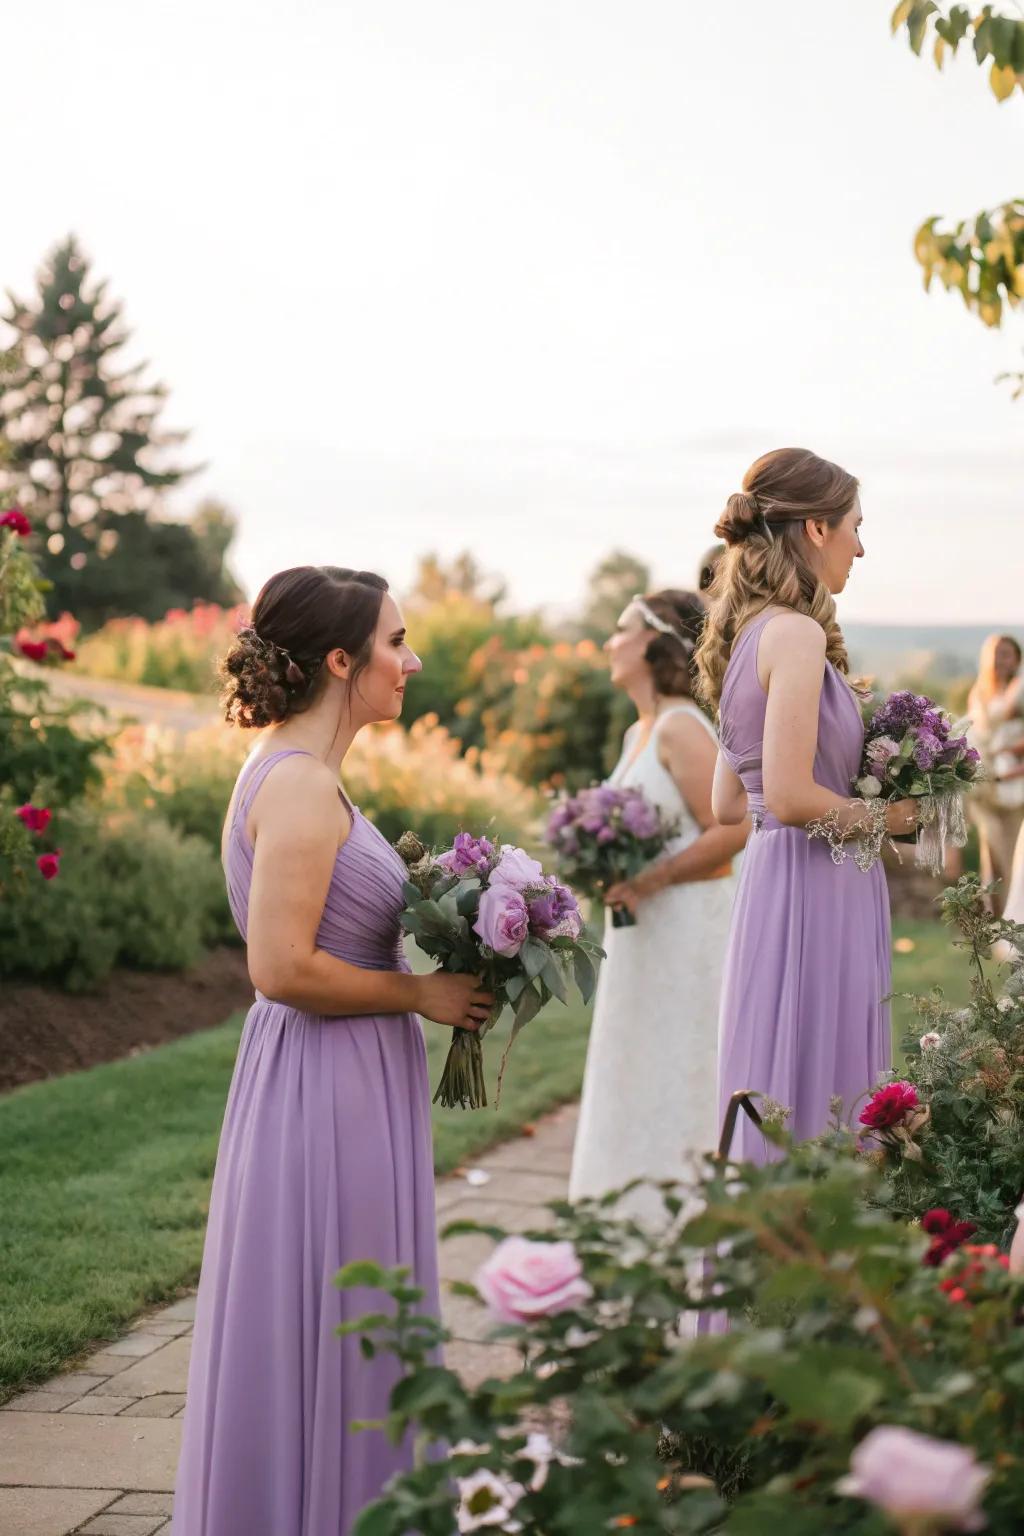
[0, 946, 253, 1094]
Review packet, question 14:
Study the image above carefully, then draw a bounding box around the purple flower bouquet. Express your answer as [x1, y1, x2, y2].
[544, 784, 679, 928]
[856, 691, 982, 875]
[395, 831, 603, 1110]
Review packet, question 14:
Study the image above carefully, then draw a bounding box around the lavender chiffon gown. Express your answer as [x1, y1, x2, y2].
[716, 615, 892, 1160]
[172, 749, 440, 1536]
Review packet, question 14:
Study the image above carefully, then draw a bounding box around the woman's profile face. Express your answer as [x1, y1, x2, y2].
[604, 603, 651, 692]
[815, 496, 864, 595]
[994, 638, 1021, 682]
[336, 592, 422, 724]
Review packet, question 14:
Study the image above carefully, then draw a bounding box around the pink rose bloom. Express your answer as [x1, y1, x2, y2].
[476, 1236, 592, 1324]
[489, 847, 544, 891]
[837, 1426, 989, 1531]
[866, 734, 900, 770]
[474, 885, 529, 957]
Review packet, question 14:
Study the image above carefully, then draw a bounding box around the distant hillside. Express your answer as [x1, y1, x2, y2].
[845, 623, 1023, 685]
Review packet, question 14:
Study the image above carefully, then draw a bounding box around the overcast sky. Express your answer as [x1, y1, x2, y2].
[7, 0, 1024, 625]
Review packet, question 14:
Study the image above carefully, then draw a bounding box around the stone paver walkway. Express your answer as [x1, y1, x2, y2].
[0, 1103, 578, 1536]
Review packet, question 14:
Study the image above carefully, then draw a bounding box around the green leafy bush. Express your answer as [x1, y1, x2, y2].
[0, 809, 232, 990]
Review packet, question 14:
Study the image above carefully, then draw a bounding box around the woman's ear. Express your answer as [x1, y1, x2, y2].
[323, 647, 351, 681]
[802, 517, 828, 551]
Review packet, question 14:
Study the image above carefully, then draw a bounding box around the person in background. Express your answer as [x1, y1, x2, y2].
[698, 543, 726, 594]
[569, 588, 747, 1237]
[966, 634, 1024, 915]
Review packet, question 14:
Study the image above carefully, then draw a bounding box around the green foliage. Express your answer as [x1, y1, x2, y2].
[0, 670, 108, 805]
[892, 3, 1024, 98]
[913, 201, 1024, 332]
[403, 590, 546, 744]
[889, 6, 1024, 393]
[0, 236, 240, 625]
[875, 877, 1024, 1244]
[346, 1132, 1024, 1534]
[0, 808, 232, 990]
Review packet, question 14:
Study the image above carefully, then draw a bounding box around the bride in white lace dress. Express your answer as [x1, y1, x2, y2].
[569, 590, 748, 1228]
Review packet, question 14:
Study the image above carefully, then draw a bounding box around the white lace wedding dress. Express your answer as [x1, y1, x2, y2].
[568, 703, 738, 1231]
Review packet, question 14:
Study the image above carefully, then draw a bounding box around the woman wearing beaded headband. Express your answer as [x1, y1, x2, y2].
[569, 588, 748, 1241]
[694, 448, 918, 1175]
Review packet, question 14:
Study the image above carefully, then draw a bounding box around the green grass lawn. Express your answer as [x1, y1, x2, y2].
[0, 917, 975, 1396]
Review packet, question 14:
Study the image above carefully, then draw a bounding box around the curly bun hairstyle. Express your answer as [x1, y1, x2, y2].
[221, 566, 389, 729]
[637, 589, 705, 699]
[695, 447, 859, 711]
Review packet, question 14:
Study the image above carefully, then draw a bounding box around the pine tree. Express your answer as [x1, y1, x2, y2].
[0, 235, 236, 625]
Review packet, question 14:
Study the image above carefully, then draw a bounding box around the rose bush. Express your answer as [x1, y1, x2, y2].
[340, 1127, 1024, 1535]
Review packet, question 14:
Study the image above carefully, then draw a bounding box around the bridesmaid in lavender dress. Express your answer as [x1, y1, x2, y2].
[694, 449, 919, 1161]
[171, 566, 493, 1536]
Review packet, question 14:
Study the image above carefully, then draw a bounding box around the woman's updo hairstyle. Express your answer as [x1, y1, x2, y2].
[637, 589, 705, 699]
[696, 447, 859, 711]
[221, 565, 389, 729]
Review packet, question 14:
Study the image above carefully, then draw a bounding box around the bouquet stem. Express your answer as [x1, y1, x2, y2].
[432, 1027, 488, 1111]
[611, 906, 637, 929]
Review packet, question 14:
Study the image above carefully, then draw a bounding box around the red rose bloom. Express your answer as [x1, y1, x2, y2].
[17, 639, 49, 662]
[0, 507, 30, 536]
[921, 1208, 977, 1267]
[16, 804, 52, 835]
[859, 1081, 918, 1129]
[37, 851, 61, 880]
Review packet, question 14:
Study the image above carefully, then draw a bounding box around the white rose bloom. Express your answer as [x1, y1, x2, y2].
[456, 1469, 525, 1533]
[857, 775, 883, 799]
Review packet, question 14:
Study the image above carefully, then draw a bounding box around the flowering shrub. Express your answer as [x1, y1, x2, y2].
[401, 591, 546, 744]
[75, 601, 249, 692]
[14, 610, 78, 663]
[872, 876, 1024, 1245]
[462, 637, 635, 790]
[102, 714, 542, 861]
[347, 716, 542, 850]
[0, 488, 91, 893]
[341, 1131, 1024, 1535]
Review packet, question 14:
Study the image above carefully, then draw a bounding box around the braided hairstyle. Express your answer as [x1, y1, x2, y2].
[221, 566, 388, 728]
[694, 448, 859, 712]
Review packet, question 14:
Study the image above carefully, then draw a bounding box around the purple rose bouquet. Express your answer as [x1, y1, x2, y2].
[395, 831, 602, 1110]
[544, 784, 678, 927]
[856, 691, 982, 874]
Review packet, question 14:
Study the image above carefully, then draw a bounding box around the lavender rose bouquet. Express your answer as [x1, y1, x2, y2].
[855, 691, 982, 875]
[396, 831, 602, 1110]
[544, 784, 678, 927]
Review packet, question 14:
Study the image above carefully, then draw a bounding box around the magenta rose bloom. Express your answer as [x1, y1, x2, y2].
[489, 846, 544, 891]
[859, 1080, 918, 1130]
[475, 1236, 592, 1324]
[0, 507, 30, 536]
[16, 804, 52, 835]
[36, 851, 61, 881]
[474, 884, 529, 957]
